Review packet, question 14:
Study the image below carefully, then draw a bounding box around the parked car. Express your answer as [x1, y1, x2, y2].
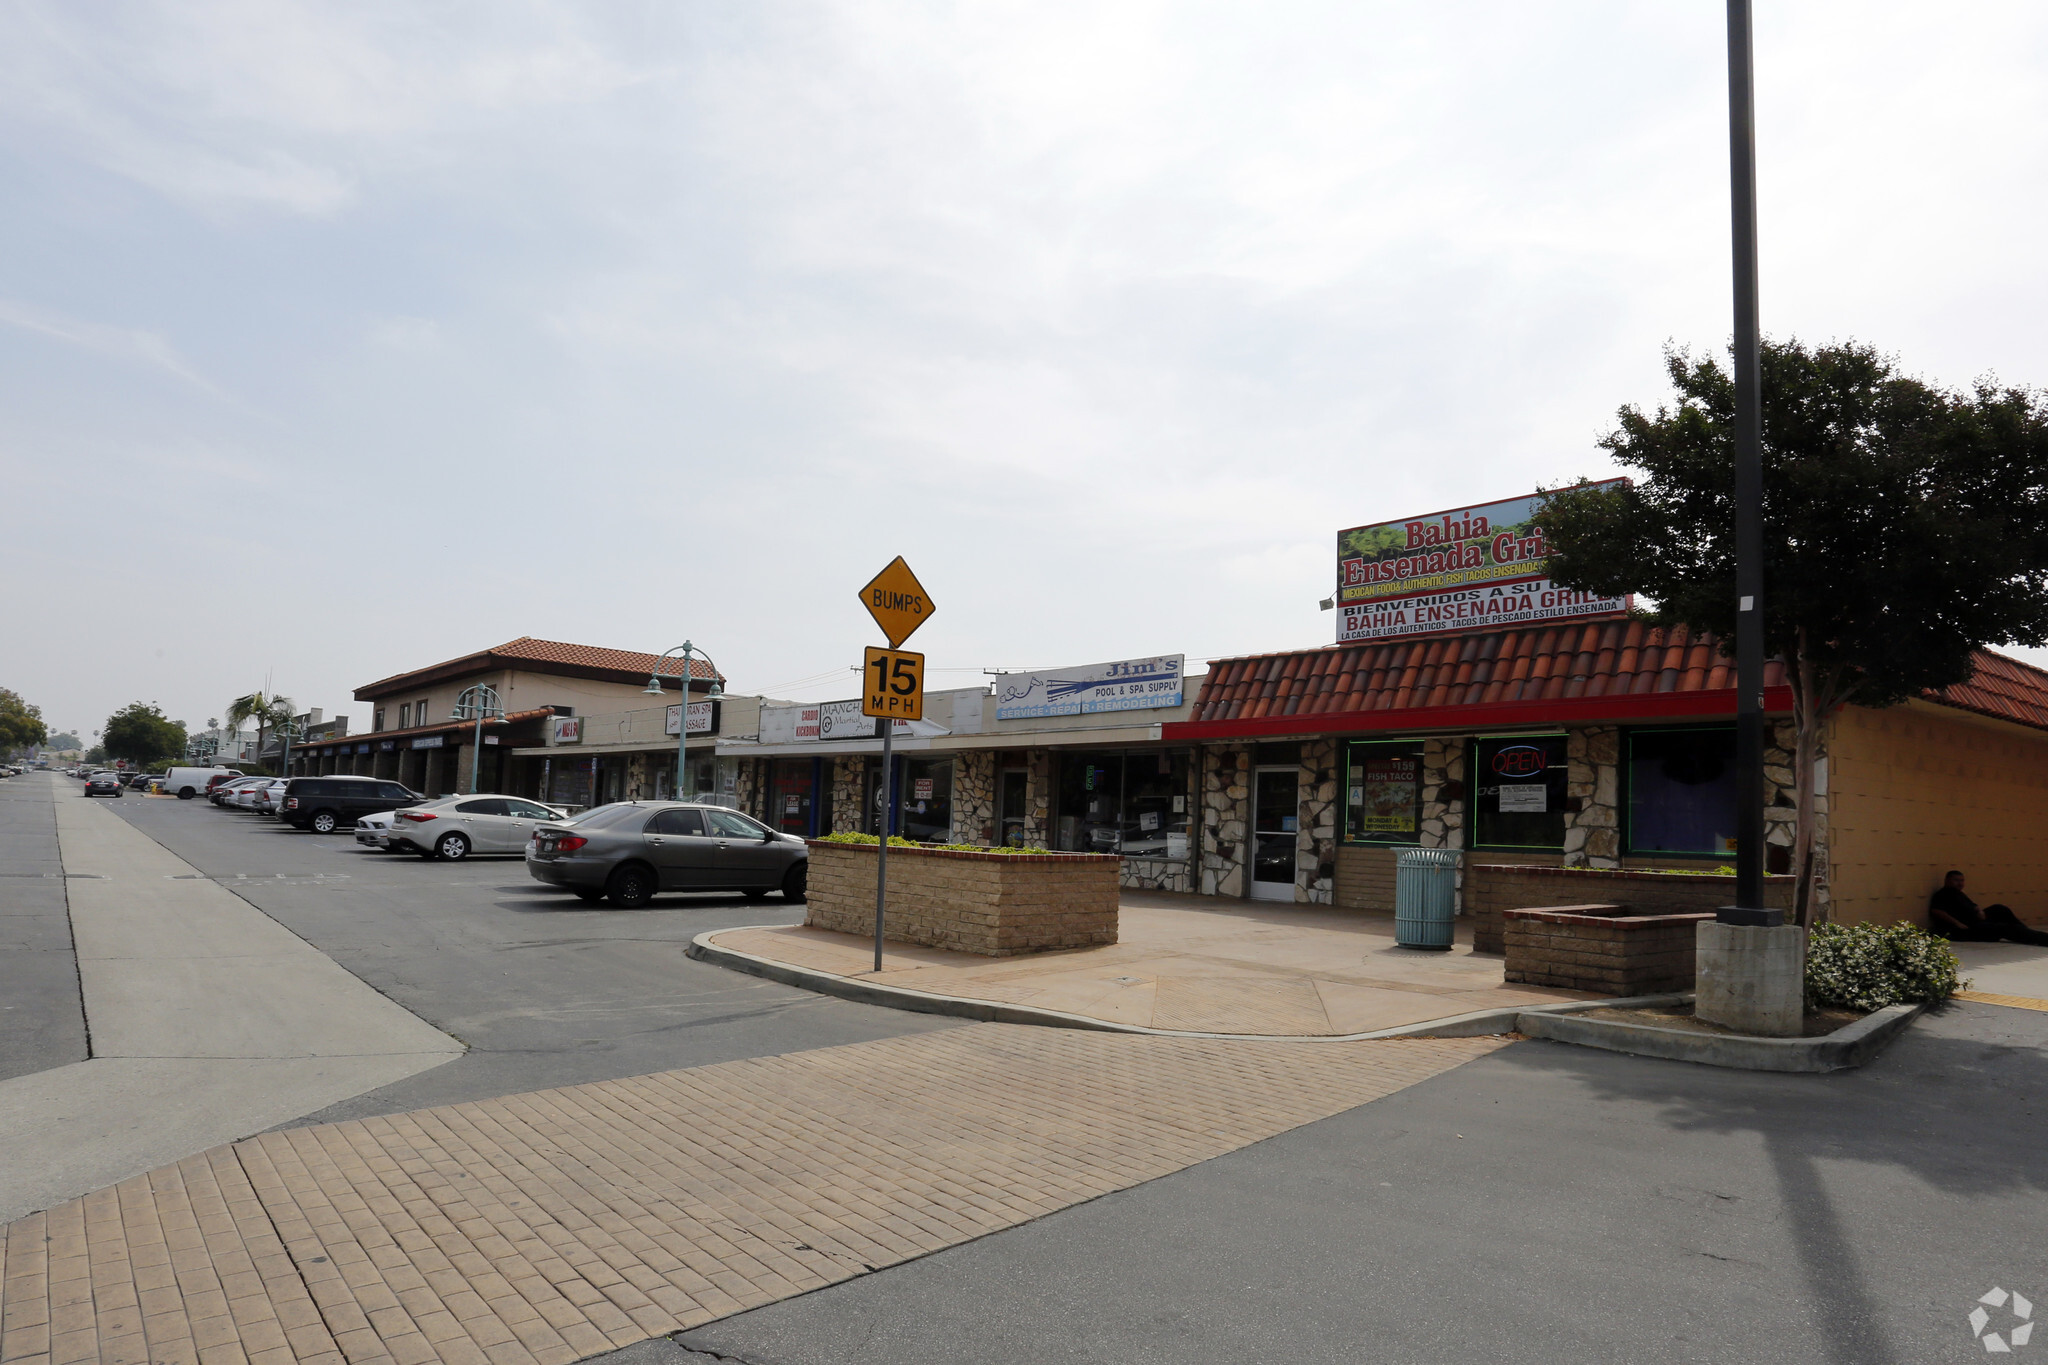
[384, 795, 570, 861]
[83, 773, 124, 798]
[204, 770, 245, 795]
[355, 811, 399, 849]
[233, 779, 286, 811]
[525, 801, 808, 906]
[251, 779, 290, 815]
[280, 776, 425, 834]
[212, 776, 270, 806]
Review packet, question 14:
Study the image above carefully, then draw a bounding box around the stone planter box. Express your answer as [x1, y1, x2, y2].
[1468, 864, 1795, 954]
[804, 841, 1121, 956]
[1503, 904, 1713, 995]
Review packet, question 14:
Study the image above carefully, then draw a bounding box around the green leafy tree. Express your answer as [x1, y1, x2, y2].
[0, 689, 49, 753]
[47, 732, 81, 751]
[226, 692, 294, 774]
[103, 702, 188, 768]
[1541, 339, 2048, 924]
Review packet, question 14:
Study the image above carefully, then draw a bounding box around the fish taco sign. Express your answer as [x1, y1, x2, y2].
[1336, 484, 1630, 644]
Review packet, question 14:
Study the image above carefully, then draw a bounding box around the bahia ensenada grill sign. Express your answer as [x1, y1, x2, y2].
[1335, 483, 1631, 644]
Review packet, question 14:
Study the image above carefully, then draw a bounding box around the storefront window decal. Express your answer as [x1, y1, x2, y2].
[1343, 742, 1424, 844]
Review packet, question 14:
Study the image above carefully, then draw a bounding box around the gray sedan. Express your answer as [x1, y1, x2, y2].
[525, 801, 808, 907]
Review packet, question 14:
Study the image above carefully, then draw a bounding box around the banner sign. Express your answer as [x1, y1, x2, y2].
[818, 700, 912, 740]
[994, 655, 1185, 721]
[550, 716, 582, 745]
[411, 735, 444, 750]
[1337, 579, 1630, 643]
[663, 700, 719, 737]
[759, 705, 821, 745]
[1335, 483, 1628, 643]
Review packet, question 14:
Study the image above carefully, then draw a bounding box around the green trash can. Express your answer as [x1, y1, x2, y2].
[1394, 848, 1462, 950]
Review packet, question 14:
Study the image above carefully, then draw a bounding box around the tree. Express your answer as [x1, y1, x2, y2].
[103, 702, 188, 769]
[1541, 339, 2048, 925]
[0, 689, 49, 753]
[48, 732, 81, 751]
[226, 692, 294, 773]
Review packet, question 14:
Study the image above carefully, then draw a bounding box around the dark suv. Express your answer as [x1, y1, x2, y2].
[281, 776, 425, 834]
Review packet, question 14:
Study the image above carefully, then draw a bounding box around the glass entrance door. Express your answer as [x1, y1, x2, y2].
[1250, 767, 1299, 901]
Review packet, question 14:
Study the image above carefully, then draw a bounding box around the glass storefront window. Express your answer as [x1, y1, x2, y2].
[1626, 726, 1737, 856]
[899, 757, 954, 842]
[1471, 735, 1568, 849]
[1054, 750, 1192, 859]
[771, 758, 818, 835]
[1343, 741, 1424, 844]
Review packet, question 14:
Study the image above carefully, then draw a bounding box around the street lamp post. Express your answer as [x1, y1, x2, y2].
[1723, 0, 1770, 925]
[645, 644, 723, 801]
[450, 685, 506, 794]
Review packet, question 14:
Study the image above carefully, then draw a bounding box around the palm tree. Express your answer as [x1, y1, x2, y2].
[226, 693, 295, 773]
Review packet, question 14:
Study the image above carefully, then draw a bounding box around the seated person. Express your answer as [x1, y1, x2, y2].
[1928, 871, 2048, 947]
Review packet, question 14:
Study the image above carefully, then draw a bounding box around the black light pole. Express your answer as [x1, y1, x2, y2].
[1723, 0, 1770, 923]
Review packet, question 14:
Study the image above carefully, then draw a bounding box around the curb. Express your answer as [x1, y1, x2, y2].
[686, 928, 1686, 1043]
[1515, 1000, 1926, 1072]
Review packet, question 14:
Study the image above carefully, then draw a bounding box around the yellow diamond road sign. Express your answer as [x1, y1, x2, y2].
[859, 556, 935, 648]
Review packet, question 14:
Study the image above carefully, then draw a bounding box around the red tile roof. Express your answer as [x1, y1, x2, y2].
[1928, 648, 2048, 731]
[357, 637, 721, 699]
[1168, 620, 2048, 738]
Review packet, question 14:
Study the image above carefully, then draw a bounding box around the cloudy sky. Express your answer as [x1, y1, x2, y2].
[5, 2, 2046, 743]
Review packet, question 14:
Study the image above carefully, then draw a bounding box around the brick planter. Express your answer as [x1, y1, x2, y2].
[804, 841, 1121, 956]
[1467, 864, 1795, 954]
[1503, 904, 1713, 995]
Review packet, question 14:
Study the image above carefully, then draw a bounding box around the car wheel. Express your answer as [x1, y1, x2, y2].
[573, 889, 607, 904]
[309, 810, 339, 834]
[605, 863, 656, 908]
[435, 832, 470, 861]
[177, 788, 195, 799]
[781, 862, 808, 902]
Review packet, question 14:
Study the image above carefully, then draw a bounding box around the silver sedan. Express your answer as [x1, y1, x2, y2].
[526, 802, 808, 906]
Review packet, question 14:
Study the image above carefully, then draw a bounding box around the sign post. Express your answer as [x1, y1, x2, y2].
[857, 558, 935, 972]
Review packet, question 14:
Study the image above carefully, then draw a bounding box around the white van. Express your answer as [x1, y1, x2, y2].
[163, 766, 241, 800]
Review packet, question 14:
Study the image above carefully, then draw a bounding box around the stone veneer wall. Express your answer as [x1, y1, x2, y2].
[1561, 726, 1620, 867]
[1024, 749, 1052, 847]
[953, 750, 996, 846]
[804, 841, 1120, 955]
[1200, 745, 1250, 897]
[1502, 906, 1712, 994]
[1466, 863, 1796, 954]
[830, 756, 868, 835]
[1296, 738, 1338, 903]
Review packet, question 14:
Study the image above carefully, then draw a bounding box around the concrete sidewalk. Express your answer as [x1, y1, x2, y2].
[1953, 938, 2048, 1011]
[702, 893, 1592, 1036]
[0, 778, 462, 1223]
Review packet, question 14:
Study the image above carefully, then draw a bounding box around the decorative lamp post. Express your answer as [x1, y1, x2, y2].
[645, 643, 723, 801]
[450, 685, 506, 794]
[273, 716, 304, 778]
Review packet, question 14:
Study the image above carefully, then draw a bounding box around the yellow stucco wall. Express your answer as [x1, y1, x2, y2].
[1828, 699, 2048, 927]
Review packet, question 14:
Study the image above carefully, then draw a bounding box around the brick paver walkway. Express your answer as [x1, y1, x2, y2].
[1, 1025, 1507, 1365]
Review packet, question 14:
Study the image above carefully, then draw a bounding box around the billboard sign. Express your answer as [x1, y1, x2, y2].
[994, 655, 1184, 721]
[1335, 483, 1628, 643]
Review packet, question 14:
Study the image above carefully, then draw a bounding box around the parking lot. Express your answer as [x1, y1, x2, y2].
[99, 784, 958, 1125]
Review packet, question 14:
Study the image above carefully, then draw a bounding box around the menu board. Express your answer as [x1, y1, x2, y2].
[1356, 755, 1420, 834]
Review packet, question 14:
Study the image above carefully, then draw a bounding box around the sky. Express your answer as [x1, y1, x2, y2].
[4, 1, 2048, 744]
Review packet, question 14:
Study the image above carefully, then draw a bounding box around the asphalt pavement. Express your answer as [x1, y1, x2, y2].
[665, 1002, 2048, 1365]
[99, 784, 958, 1126]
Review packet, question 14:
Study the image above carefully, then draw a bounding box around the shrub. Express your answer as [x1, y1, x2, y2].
[1805, 921, 1966, 1011]
[814, 831, 1055, 854]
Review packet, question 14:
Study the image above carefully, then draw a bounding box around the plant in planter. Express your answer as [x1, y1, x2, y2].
[1805, 921, 1965, 1012]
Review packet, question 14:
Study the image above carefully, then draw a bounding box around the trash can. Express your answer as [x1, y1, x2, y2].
[1394, 848, 1462, 950]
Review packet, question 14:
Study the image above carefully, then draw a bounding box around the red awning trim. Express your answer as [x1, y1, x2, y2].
[1162, 685, 1796, 742]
